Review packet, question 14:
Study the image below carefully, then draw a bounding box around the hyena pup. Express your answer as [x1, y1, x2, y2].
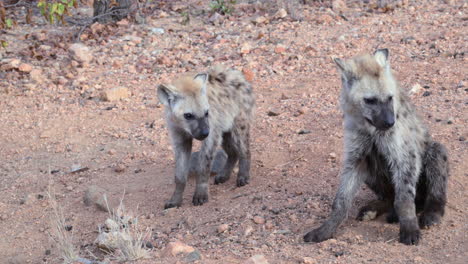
[304, 49, 449, 245]
[157, 66, 255, 209]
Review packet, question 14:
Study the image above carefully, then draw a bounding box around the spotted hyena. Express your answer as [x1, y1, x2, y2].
[157, 66, 255, 209]
[304, 49, 449, 245]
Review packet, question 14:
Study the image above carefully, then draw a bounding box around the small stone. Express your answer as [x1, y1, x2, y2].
[217, 224, 229, 233]
[245, 254, 269, 264]
[18, 63, 32, 73]
[185, 250, 202, 262]
[253, 216, 265, 224]
[409, 83, 423, 95]
[209, 12, 223, 25]
[101, 87, 130, 101]
[265, 221, 274, 230]
[150, 27, 165, 34]
[108, 149, 116, 155]
[29, 69, 44, 83]
[157, 55, 172, 66]
[69, 43, 93, 64]
[122, 35, 142, 45]
[329, 152, 337, 162]
[267, 110, 280, 117]
[162, 241, 195, 257]
[274, 44, 286, 54]
[240, 43, 251, 54]
[244, 225, 254, 236]
[139, 241, 151, 249]
[302, 257, 315, 264]
[458, 136, 466, 142]
[0, 214, 7, 221]
[45, 249, 51, 255]
[20, 194, 34, 205]
[242, 68, 254, 82]
[147, 213, 155, 219]
[422, 91, 431, 97]
[66, 186, 73, 191]
[115, 164, 126, 173]
[0, 58, 20, 71]
[274, 8, 287, 19]
[298, 129, 311, 135]
[332, 0, 347, 11]
[252, 16, 268, 25]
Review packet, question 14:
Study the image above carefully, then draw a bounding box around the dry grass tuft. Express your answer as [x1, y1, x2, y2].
[95, 195, 151, 261]
[47, 188, 80, 264]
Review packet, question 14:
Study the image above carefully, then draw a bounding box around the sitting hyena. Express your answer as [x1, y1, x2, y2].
[157, 66, 255, 208]
[304, 49, 449, 245]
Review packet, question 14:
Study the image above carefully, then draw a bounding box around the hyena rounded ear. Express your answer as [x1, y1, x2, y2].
[194, 73, 208, 94]
[333, 57, 347, 73]
[194, 73, 208, 83]
[157, 84, 175, 106]
[374, 49, 389, 67]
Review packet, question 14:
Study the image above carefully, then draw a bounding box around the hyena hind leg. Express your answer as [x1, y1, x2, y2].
[357, 199, 392, 221]
[214, 132, 239, 185]
[418, 141, 449, 229]
[236, 125, 251, 187]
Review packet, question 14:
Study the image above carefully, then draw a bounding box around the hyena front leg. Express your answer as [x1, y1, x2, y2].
[193, 132, 221, 206]
[165, 135, 192, 209]
[304, 160, 367, 242]
[393, 166, 420, 245]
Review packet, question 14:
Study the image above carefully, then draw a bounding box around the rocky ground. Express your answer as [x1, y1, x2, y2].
[0, 0, 466, 263]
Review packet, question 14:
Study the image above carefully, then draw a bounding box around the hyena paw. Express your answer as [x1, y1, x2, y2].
[214, 174, 229, 185]
[236, 177, 249, 187]
[303, 227, 333, 243]
[357, 207, 378, 221]
[192, 192, 209, 206]
[399, 228, 420, 245]
[164, 200, 181, 209]
[419, 212, 442, 229]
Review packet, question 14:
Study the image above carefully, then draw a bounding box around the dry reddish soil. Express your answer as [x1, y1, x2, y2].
[0, 0, 467, 263]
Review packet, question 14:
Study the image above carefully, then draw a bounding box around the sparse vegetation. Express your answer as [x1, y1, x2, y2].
[37, 0, 77, 24]
[210, 0, 236, 15]
[96, 196, 151, 261]
[47, 189, 80, 264]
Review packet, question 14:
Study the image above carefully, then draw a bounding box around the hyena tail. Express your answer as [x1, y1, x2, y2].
[419, 141, 449, 228]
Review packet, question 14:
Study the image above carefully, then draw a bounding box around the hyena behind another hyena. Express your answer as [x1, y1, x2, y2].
[157, 66, 255, 209]
[304, 49, 449, 245]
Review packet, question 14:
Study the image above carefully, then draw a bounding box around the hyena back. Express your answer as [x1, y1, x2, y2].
[304, 49, 449, 245]
[157, 66, 255, 209]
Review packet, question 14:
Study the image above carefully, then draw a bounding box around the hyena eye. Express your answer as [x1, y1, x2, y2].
[388, 96, 393, 102]
[364, 98, 378, 105]
[184, 113, 195, 120]
[204, 111, 209, 117]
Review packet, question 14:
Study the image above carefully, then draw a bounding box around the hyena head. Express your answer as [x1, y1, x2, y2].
[157, 73, 210, 140]
[334, 49, 400, 131]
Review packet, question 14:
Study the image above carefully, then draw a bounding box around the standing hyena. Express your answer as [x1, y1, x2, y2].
[304, 49, 449, 245]
[157, 66, 255, 209]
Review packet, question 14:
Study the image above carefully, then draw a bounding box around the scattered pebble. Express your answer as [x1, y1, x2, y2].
[253, 216, 265, 224]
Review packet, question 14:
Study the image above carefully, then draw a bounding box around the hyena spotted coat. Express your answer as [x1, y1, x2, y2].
[304, 49, 449, 245]
[157, 66, 255, 209]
